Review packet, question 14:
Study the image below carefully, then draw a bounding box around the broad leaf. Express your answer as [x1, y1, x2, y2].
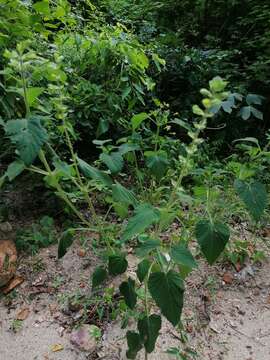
[234, 179, 267, 221]
[26, 87, 44, 107]
[148, 270, 184, 326]
[96, 118, 109, 137]
[195, 220, 230, 264]
[136, 239, 161, 258]
[118, 143, 140, 155]
[92, 266, 107, 289]
[119, 277, 137, 309]
[112, 182, 137, 206]
[246, 94, 263, 106]
[126, 331, 142, 359]
[209, 76, 228, 92]
[131, 112, 149, 131]
[138, 314, 161, 353]
[113, 203, 129, 219]
[108, 254, 128, 275]
[145, 151, 169, 180]
[240, 106, 251, 120]
[6, 159, 25, 181]
[170, 244, 197, 269]
[5, 117, 48, 166]
[58, 229, 74, 259]
[33, 0, 50, 15]
[100, 152, 124, 174]
[77, 157, 113, 187]
[121, 204, 160, 242]
[136, 259, 151, 282]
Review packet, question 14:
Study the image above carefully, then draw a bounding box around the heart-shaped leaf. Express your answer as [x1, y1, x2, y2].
[112, 183, 137, 206]
[92, 266, 107, 289]
[121, 204, 160, 242]
[5, 117, 48, 166]
[126, 331, 143, 359]
[119, 277, 137, 309]
[148, 270, 184, 326]
[195, 220, 230, 264]
[234, 179, 267, 221]
[136, 259, 151, 282]
[77, 157, 113, 187]
[100, 152, 124, 174]
[138, 314, 161, 353]
[170, 244, 197, 269]
[108, 254, 128, 275]
[58, 229, 74, 259]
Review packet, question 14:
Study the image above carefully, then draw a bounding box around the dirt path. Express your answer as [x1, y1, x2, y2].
[0, 243, 270, 360]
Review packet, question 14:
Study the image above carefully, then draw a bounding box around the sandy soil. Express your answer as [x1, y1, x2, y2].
[0, 240, 270, 360]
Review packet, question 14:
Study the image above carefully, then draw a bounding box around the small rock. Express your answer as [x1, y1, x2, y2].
[70, 324, 99, 352]
[0, 222, 13, 233]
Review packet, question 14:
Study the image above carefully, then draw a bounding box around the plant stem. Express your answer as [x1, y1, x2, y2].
[63, 122, 99, 227]
[19, 56, 30, 117]
[38, 150, 92, 228]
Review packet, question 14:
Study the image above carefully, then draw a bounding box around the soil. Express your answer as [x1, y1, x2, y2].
[0, 186, 270, 360]
[0, 239, 269, 360]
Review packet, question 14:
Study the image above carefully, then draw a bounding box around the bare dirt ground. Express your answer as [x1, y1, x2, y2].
[0, 239, 270, 360]
[1, 185, 270, 359]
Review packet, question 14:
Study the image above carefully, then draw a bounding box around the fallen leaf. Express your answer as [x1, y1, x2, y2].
[77, 248, 86, 257]
[51, 344, 64, 352]
[235, 262, 242, 272]
[2, 276, 24, 294]
[186, 323, 193, 333]
[16, 307, 30, 321]
[223, 272, 233, 284]
[261, 227, 270, 238]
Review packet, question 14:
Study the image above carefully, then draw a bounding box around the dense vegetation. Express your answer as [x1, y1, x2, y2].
[0, 1, 269, 358]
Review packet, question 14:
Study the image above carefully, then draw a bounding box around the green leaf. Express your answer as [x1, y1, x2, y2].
[148, 270, 184, 326]
[136, 239, 161, 258]
[77, 157, 113, 187]
[92, 266, 107, 289]
[108, 254, 128, 276]
[33, 0, 50, 15]
[138, 314, 161, 353]
[170, 244, 197, 269]
[121, 204, 160, 242]
[234, 179, 267, 221]
[6, 159, 25, 181]
[96, 118, 109, 137]
[119, 277, 137, 309]
[246, 94, 263, 106]
[0, 176, 6, 189]
[118, 143, 140, 155]
[58, 229, 74, 259]
[112, 182, 137, 206]
[26, 87, 44, 107]
[100, 152, 124, 174]
[240, 106, 251, 120]
[5, 117, 48, 166]
[131, 112, 149, 131]
[192, 105, 204, 116]
[195, 220, 230, 265]
[126, 331, 142, 359]
[209, 76, 228, 92]
[136, 259, 151, 282]
[145, 151, 169, 180]
[250, 106, 263, 120]
[113, 203, 129, 219]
